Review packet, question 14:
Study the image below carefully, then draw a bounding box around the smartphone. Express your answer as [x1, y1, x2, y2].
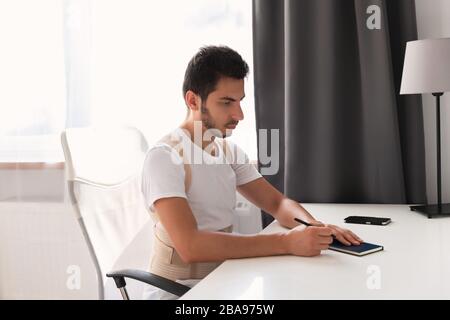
[344, 216, 391, 226]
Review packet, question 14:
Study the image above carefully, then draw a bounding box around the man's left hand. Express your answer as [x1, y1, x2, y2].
[325, 224, 363, 246]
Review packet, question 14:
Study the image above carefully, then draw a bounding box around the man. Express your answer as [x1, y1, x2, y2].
[141, 46, 362, 298]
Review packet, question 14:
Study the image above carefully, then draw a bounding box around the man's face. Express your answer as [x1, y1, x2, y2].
[199, 77, 245, 138]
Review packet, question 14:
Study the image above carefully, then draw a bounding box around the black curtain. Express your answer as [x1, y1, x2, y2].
[253, 0, 427, 226]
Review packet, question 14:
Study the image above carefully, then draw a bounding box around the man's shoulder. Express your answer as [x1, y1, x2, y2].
[145, 129, 186, 164]
[154, 128, 183, 147]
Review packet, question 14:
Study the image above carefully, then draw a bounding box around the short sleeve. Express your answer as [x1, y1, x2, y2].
[227, 141, 262, 186]
[141, 145, 187, 211]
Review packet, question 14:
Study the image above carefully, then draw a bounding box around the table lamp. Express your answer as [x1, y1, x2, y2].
[400, 38, 450, 218]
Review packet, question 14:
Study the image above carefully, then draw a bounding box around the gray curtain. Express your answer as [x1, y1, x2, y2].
[253, 0, 427, 226]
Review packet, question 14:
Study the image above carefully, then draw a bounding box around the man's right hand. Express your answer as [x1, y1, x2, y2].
[283, 225, 334, 257]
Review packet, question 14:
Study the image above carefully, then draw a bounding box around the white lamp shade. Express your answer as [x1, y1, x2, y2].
[400, 38, 450, 95]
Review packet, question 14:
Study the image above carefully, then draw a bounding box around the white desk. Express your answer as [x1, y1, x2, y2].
[181, 204, 450, 299]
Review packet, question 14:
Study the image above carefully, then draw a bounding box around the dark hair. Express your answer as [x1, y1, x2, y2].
[182, 46, 249, 101]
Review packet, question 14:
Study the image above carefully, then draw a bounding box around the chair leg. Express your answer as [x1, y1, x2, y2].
[112, 275, 130, 300]
[119, 287, 130, 300]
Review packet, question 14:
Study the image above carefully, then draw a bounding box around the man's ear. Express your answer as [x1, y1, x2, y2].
[185, 90, 201, 111]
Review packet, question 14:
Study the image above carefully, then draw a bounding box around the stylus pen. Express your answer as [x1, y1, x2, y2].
[294, 217, 336, 239]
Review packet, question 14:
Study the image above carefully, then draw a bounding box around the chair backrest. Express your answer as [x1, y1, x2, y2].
[61, 127, 151, 299]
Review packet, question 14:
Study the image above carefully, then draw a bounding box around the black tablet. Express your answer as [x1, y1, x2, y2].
[344, 216, 391, 226]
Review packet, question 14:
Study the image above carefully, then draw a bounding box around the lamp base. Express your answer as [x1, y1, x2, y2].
[410, 204, 450, 218]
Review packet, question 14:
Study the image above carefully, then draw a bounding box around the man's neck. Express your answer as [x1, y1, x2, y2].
[180, 121, 216, 151]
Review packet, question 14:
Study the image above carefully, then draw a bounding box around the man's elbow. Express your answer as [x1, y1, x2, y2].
[177, 248, 197, 264]
[177, 248, 208, 264]
[174, 236, 202, 264]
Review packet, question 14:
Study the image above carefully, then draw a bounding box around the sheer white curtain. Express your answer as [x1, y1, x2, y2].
[90, 0, 256, 158]
[0, 0, 66, 162]
[0, 0, 256, 163]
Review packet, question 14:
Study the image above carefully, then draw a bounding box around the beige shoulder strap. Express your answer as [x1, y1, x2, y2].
[158, 133, 192, 192]
[153, 134, 234, 199]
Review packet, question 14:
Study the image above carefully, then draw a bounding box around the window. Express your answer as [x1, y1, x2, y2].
[0, 0, 256, 162]
[0, 0, 66, 162]
[91, 0, 256, 158]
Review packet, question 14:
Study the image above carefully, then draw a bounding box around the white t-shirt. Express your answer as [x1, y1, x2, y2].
[141, 127, 262, 231]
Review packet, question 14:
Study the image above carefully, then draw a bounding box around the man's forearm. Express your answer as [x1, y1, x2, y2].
[272, 198, 318, 229]
[184, 230, 288, 263]
[179, 198, 317, 263]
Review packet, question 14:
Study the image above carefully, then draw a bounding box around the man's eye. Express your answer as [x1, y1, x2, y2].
[222, 101, 231, 106]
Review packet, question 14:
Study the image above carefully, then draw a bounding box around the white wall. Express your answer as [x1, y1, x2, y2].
[415, 0, 450, 203]
[0, 199, 157, 300]
[0, 201, 97, 299]
[0, 168, 64, 201]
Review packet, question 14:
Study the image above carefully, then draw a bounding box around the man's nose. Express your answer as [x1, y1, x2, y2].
[233, 105, 244, 121]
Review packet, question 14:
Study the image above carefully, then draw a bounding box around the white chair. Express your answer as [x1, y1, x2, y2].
[61, 126, 190, 299]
